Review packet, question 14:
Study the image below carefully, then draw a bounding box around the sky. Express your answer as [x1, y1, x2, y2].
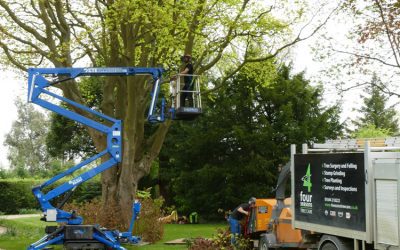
[0, 70, 25, 167]
[291, 3, 366, 120]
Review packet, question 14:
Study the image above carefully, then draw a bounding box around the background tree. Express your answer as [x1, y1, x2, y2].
[352, 74, 399, 135]
[0, 0, 337, 226]
[319, 0, 400, 97]
[159, 64, 343, 219]
[352, 124, 391, 138]
[46, 77, 102, 160]
[4, 98, 50, 177]
[345, 0, 400, 73]
[46, 113, 96, 160]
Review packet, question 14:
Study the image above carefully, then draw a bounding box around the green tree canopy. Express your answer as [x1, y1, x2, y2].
[352, 74, 399, 135]
[4, 98, 50, 176]
[46, 76, 102, 160]
[159, 64, 343, 219]
[352, 124, 391, 139]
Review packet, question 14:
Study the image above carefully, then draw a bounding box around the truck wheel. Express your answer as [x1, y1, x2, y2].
[259, 236, 269, 250]
[318, 235, 352, 250]
[321, 242, 337, 250]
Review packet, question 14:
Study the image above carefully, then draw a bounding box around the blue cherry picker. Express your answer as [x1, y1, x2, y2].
[26, 67, 202, 250]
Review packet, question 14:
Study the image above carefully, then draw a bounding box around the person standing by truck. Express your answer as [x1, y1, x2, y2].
[229, 197, 256, 245]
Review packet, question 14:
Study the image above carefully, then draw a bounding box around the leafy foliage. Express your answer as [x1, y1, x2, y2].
[46, 76, 102, 159]
[188, 228, 251, 250]
[70, 179, 102, 204]
[3, 99, 77, 178]
[328, 0, 400, 97]
[0, 177, 102, 215]
[352, 74, 399, 135]
[46, 114, 94, 160]
[0, 179, 40, 214]
[346, 0, 400, 72]
[134, 197, 165, 243]
[64, 195, 164, 243]
[160, 64, 343, 219]
[352, 124, 391, 139]
[3, 98, 50, 176]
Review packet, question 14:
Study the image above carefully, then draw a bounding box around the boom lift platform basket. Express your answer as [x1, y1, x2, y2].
[169, 74, 202, 120]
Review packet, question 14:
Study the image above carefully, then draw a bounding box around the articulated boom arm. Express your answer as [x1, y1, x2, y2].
[27, 67, 164, 225]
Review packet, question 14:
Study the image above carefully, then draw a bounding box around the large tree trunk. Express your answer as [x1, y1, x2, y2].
[95, 1, 176, 226]
[100, 124, 170, 228]
[97, 65, 171, 227]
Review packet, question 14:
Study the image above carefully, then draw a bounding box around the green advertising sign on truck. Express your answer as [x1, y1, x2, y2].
[294, 153, 366, 232]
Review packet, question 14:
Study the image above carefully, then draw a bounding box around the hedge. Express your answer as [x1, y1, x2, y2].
[0, 179, 40, 214]
[0, 178, 101, 214]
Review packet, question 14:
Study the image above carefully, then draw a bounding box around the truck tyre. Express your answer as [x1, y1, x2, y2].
[321, 242, 337, 250]
[318, 235, 352, 250]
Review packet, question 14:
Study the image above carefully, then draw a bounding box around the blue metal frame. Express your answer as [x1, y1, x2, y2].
[27, 67, 165, 250]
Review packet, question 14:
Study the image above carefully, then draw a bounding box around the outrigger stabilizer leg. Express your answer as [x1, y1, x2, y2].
[119, 200, 142, 244]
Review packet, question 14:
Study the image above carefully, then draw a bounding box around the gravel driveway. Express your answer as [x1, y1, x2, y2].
[0, 214, 40, 220]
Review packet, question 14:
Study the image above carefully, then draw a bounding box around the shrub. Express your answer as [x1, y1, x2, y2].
[71, 179, 101, 203]
[0, 179, 40, 214]
[18, 208, 40, 214]
[133, 197, 164, 242]
[64, 196, 164, 243]
[188, 228, 252, 250]
[0, 177, 101, 215]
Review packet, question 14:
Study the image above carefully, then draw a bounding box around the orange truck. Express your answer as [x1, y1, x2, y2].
[245, 198, 309, 247]
[245, 162, 319, 249]
[244, 138, 400, 250]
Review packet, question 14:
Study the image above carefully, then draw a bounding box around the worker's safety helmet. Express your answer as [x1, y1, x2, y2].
[181, 54, 192, 62]
[249, 197, 256, 205]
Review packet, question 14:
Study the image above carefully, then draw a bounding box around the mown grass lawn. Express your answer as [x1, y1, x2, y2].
[0, 216, 224, 250]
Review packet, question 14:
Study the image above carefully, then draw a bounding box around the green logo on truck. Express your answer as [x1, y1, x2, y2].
[302, 164, 312, 192]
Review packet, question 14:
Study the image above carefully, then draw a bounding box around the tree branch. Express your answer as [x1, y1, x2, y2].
[147, 121, 171, 160]
[38, 1, 58, 55]
[54, 0, 70, 37]
[44, 1, 64, 38]
[203, 2, 341, 95]
[0, 25, 50, 59]
[339, 80, 400, 98]
[374, 0, 400, 67]
[0, 41, 28, 71]
[0, 0, 47, 44]
[66, 0, 103, 57]
[332, 47, 399, 68]
[198, 0, 250, 73]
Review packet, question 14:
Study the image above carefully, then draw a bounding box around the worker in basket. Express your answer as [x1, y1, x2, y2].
[179, 54, 194, 107]
[228, 197, 256, 245]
